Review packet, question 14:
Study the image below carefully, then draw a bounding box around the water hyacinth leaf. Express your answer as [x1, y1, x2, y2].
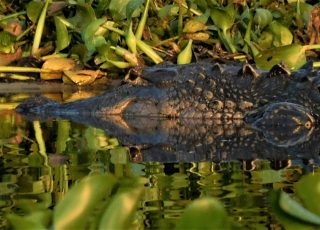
[175, 197, 231, 230]
[257, 31, 273, 49]
[109, 0, 131, 20]
[210, 8, 234, 34]
[67, 3, 96, 30]
[183, 19, 207, 33]
[0, 30, 16, 53]
[54, 16, 71, 52]
[26, 0, 44, 23]
[82, 18, 107, 56]
[158, 4, 179, 19]
[126, 0, 144, 20]
[177, 39, 193, 64]
[255, 44, 306, 70]
[254, 8, 273, 29]
[53, 174, 117, 230]
[269, 21, 293, 47]
[279, 191, 320, 225]
[98, 187, 143, 229]
[295, 173, 320, 216]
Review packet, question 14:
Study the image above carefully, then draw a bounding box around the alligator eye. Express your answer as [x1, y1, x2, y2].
[304, 121, 313, 129]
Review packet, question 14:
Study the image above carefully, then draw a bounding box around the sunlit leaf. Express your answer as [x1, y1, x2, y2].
[270, 191, 316, 230]
[279, 191, 320, 225]
[295, 173, 320, 216]
[268, 21, 293, 47]
[53, 174, 117, 230]
[183, 19, 207, 33]
[54, 16, 71, 52]
[177, 39, 193, 64]
[255, 44, 306, 70]
[63, 69, 105, 85]
[98, 186, 143, 229]
[254, 8, 273, 29]
[41, 58, 75, 80]
[176, 198, 231, 230]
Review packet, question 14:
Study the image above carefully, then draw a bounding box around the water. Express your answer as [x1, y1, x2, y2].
[0, 90, 319, 229]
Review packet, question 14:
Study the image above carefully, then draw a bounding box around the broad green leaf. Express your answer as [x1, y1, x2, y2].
[53, 174, 117, 230]
[26, 0, 44, 23]
[270, 191, 316, 230]
[158, 4, 179, 19]
[98, 187, 143, 229]
[175, 198, 231, 230]
[210, 7, 234, 34]
[67, 3, 96, 30]
[255, 44, 306, 70]
[254, 8, 273, 29]
[109, 0, 131, 20]
[295, 173, 320, 216]
[257, 31, 273, 49]
[54, 16, 71, 52]
[82, 18, 107, 56]
[269, 21, 293, 47]
[0, 31, 16, 53]
[279, 191, 320, 225]
[126, 0, 144, 20]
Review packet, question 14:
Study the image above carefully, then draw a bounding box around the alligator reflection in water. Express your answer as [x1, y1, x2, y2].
[20, 112, 320, 163]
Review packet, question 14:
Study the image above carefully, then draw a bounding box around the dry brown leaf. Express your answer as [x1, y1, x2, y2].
[63, 69, 106, 86]
[41, 57, 76, 80]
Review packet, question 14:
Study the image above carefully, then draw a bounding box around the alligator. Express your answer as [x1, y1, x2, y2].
[15, 60, 320, 161]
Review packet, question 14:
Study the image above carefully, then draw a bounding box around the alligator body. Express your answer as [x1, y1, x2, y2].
[16, 60, 320, 161]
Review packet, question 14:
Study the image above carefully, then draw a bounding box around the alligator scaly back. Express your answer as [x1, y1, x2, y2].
[16, 60, 320, 128]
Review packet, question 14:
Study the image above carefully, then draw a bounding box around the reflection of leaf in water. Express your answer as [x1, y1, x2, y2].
[295, 173, 320, 216]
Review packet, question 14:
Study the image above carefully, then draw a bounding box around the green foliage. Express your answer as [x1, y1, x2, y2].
[176, 197, 232, 230]
[1, 0, 319, 77]
[271, 173, 320, 229]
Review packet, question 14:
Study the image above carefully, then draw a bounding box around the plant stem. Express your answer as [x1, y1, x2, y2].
[31, 0, 50, 56]
[135, 0, 150, 40]
[304, 44, 320, 50]
[136, 40, 163, 64]
[181, 3, 202, 16]
[0, 11, 26, 22]
[0, 66, 60, 73]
